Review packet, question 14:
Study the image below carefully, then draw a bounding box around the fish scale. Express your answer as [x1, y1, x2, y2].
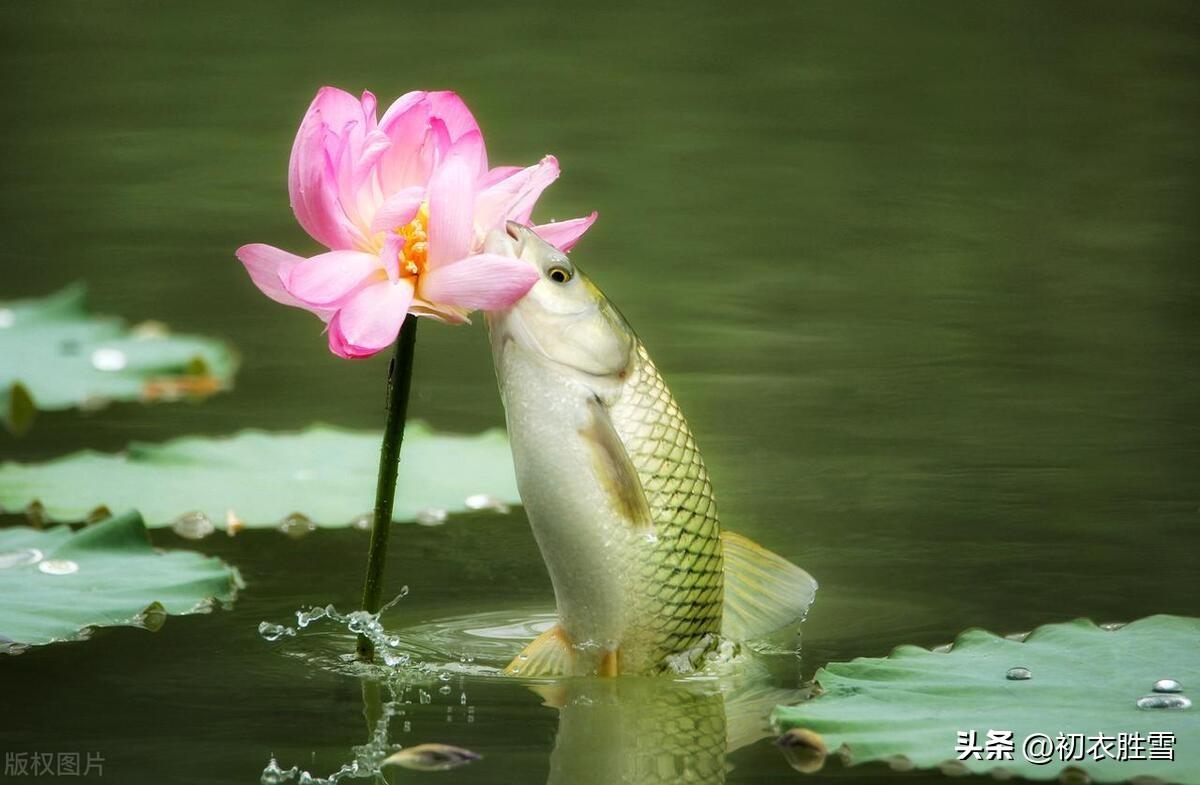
[609, 342, 725, 667]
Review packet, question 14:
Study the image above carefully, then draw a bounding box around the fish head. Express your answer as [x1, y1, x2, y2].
[485, 222, 633, 379]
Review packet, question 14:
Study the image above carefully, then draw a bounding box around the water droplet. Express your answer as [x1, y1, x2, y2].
[90, 347, 127, 372]
[260, 757, 298, 785]
[1137, 694, 1192, 710]
[1153, 679, 1183, 693]
[295, 606, 327, 628]
[226, 509, 245, 535]
[171, 511, 215, 540]
[350, 513, 373, 531]
[1006, 667, 1032, 680]
[438, 685, 452, 695]
[258, 622, 296, 642]
[278, 513, 316, 538]
[0, 548, 43, 569]
[415, 507, 448, 526]
[464, 494, 510, 514]
[38, 559, 79, 575]
[0, 308, 14, 328]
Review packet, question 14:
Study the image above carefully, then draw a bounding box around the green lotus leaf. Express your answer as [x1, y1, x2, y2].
[772, 615, 1199, 784]
[0, 510, 241, 650]
[0, 423, 519, 528]
[0, 283, 237, 432]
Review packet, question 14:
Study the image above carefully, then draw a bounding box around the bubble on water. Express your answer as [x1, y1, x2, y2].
[295, 606, 327, 629]
[0, 548, 43, 569]
[261, 757, 298, 784]
[278, 513, 317, 538]
[415, 507, 448, 527]
[1006, 667, 1032, 681]
[1136, 694, 1192, 710]
[258, 622, 297, 642]
[464, 494, 510, 514]
[1153, 679, 1183, 693]
[172, 511, 215, 540]
[38, 559, 79, 575]
[0, 308, 14, 328]
[91, 347, 127, 372]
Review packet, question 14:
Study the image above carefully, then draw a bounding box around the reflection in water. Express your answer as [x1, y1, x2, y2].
[259, 607, 803, 784]
[541, 676, 791, 785]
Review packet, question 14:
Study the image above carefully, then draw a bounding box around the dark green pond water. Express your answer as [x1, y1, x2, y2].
[2, 1, 1198, 783]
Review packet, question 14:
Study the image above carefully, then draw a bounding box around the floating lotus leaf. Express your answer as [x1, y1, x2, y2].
[0, 423, 519, 528]
[772, 615, 1200, 784]
[0, 283, 237, 433]
[0, 510, 241, 650]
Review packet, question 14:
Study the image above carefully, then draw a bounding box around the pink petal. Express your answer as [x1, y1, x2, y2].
[380, 234, 403, 283]
[283, 250, 382, 307]
[427, 143, 477, 269]
[327, 278, 414, 358]
[369, 185, 425, 234]
[531, 212, 598, 252]
[480, 165, 522, 189]
[236, 244, 335, 321]
[474, 155, 560, 231]
[236, 244, 306, 307]
[419, 253, 540, 311]
[378, 93, 433, 192]
[289, 116, 356, 249]
[427, 91, 481, 141]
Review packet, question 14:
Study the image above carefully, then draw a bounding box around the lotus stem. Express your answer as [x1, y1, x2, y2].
[356, 315, 418, 661]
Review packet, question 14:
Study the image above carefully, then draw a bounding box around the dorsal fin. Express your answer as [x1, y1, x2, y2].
[504, 624, 574, 678]
[579, 396, 653, 527]
[720, 531, 817, 641]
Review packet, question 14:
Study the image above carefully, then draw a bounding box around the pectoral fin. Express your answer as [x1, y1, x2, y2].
[580, 396, 653, 528]
[504, 624, 574, 678]
[720, 531, 817, 641]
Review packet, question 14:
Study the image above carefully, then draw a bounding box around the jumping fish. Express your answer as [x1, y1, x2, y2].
[485, 223, 816, 677]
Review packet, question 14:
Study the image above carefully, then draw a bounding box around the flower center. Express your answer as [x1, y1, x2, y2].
[395, 203, 430, 277]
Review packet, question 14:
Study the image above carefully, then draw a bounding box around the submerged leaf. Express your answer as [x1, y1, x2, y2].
[0, 423, 519, 528]
[0, 284, 237, 432]
[772, 615, 1200, 784]
[0, 510, 241, 649]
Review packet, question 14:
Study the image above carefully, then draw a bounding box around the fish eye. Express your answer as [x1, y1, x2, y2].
[547, 265, 572, 284]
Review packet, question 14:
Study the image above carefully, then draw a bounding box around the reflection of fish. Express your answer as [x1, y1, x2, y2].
[538, 676, 794, 785]
[485, 224, 817, 677]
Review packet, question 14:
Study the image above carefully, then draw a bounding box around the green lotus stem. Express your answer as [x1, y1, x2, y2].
[356, 315, 418, 661]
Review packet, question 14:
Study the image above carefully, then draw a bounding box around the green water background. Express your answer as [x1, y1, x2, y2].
[1, 2, 1197, 783]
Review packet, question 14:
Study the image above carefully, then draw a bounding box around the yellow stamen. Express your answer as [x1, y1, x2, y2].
[393, 203, 430, 279]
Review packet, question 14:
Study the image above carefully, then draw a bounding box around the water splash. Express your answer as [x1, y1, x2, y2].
[258, 622, 296, 642]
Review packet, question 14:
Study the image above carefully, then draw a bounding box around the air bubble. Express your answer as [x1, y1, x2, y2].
[172, 511, 215, 540]
[0, 548, 43, 569]
[415, 507, 448, 526]
[1136, 694, 1192, 710]
[38, 559, 79, 575]
[91, 348, 127, 372]
[464, 494, 510, 514]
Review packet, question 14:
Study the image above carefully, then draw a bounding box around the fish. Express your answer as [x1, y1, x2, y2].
[485, 223, 817, 677]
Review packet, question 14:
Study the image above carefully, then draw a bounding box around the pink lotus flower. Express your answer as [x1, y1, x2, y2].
[237, 87, 596, 358]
